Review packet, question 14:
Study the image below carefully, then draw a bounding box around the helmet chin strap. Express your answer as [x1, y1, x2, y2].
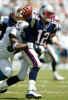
[46, 18, 51, 22]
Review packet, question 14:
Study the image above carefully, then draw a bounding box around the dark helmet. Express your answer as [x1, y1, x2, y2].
[21, 5, 32, 20]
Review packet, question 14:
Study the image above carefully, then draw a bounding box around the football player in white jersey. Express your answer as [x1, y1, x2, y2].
[0, 5, 32, 92]
[0, 21, 29, 89]
[0, 4, 33, 80]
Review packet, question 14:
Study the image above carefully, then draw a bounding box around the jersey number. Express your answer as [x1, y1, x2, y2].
[37, 30, 50, 44]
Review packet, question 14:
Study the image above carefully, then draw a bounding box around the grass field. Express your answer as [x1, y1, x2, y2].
[0, 69, 68, 100]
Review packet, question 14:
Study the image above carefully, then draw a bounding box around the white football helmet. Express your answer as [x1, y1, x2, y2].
[39, 4, 55, 21]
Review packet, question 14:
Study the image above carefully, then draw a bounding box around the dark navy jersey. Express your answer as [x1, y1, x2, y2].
[8, 15, 17, 27]
[23, 16, 38, 43]
[0, 15, 16, 39]
[23, 16, 60, 45]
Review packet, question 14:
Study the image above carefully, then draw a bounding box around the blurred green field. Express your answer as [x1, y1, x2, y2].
[0, 69, 68, 100]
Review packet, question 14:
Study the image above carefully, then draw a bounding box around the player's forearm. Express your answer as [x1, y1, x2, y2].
[53, 40, 63, 52]
[15, 43, 28, 49]
[10, 37, 28, 50]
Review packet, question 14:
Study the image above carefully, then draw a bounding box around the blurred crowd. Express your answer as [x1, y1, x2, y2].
[0, 0, 68, 25]
[0, 0, 68, 39]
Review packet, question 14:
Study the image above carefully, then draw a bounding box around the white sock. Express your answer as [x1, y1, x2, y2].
[28, 80, 37, 91]
[53, 71, 57, 75]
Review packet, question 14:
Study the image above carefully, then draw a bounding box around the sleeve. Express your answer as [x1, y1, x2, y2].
[9, 27, 17, 38]
[7, 27, 18, 51]
[20, 21, 29, 29]
[53, 23, 61, 33]
[52, 36, 58, 43]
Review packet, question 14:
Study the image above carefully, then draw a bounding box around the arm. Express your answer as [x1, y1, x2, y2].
[0, 23, 7, 40]
[51, 35, 63, 52]
[8, 34, 28, 52]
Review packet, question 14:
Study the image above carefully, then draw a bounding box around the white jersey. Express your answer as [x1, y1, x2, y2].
[11, 20, 29, 42]
[0, 27, 14, 59]
[0, 20, 29, 59]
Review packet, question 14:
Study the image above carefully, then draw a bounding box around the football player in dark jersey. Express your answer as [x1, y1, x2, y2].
[22, 4, 64, 98]
[38, 4, 64, 81]
[19, 4, 64, 98]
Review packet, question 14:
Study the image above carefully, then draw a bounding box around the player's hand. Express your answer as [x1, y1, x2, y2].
[27, 42, 33, 49]
[43, 43, 47, 48]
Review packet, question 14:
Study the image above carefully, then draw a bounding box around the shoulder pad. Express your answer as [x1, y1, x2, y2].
[16, 21, 29, 30]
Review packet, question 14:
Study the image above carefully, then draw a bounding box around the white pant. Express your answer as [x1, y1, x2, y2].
[27, 48, 41, 67]
[16, 47, 41, 81]
[14, 51, 31, 81]
[47, 44, 60, 63]
[0, 59, 12, 78]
